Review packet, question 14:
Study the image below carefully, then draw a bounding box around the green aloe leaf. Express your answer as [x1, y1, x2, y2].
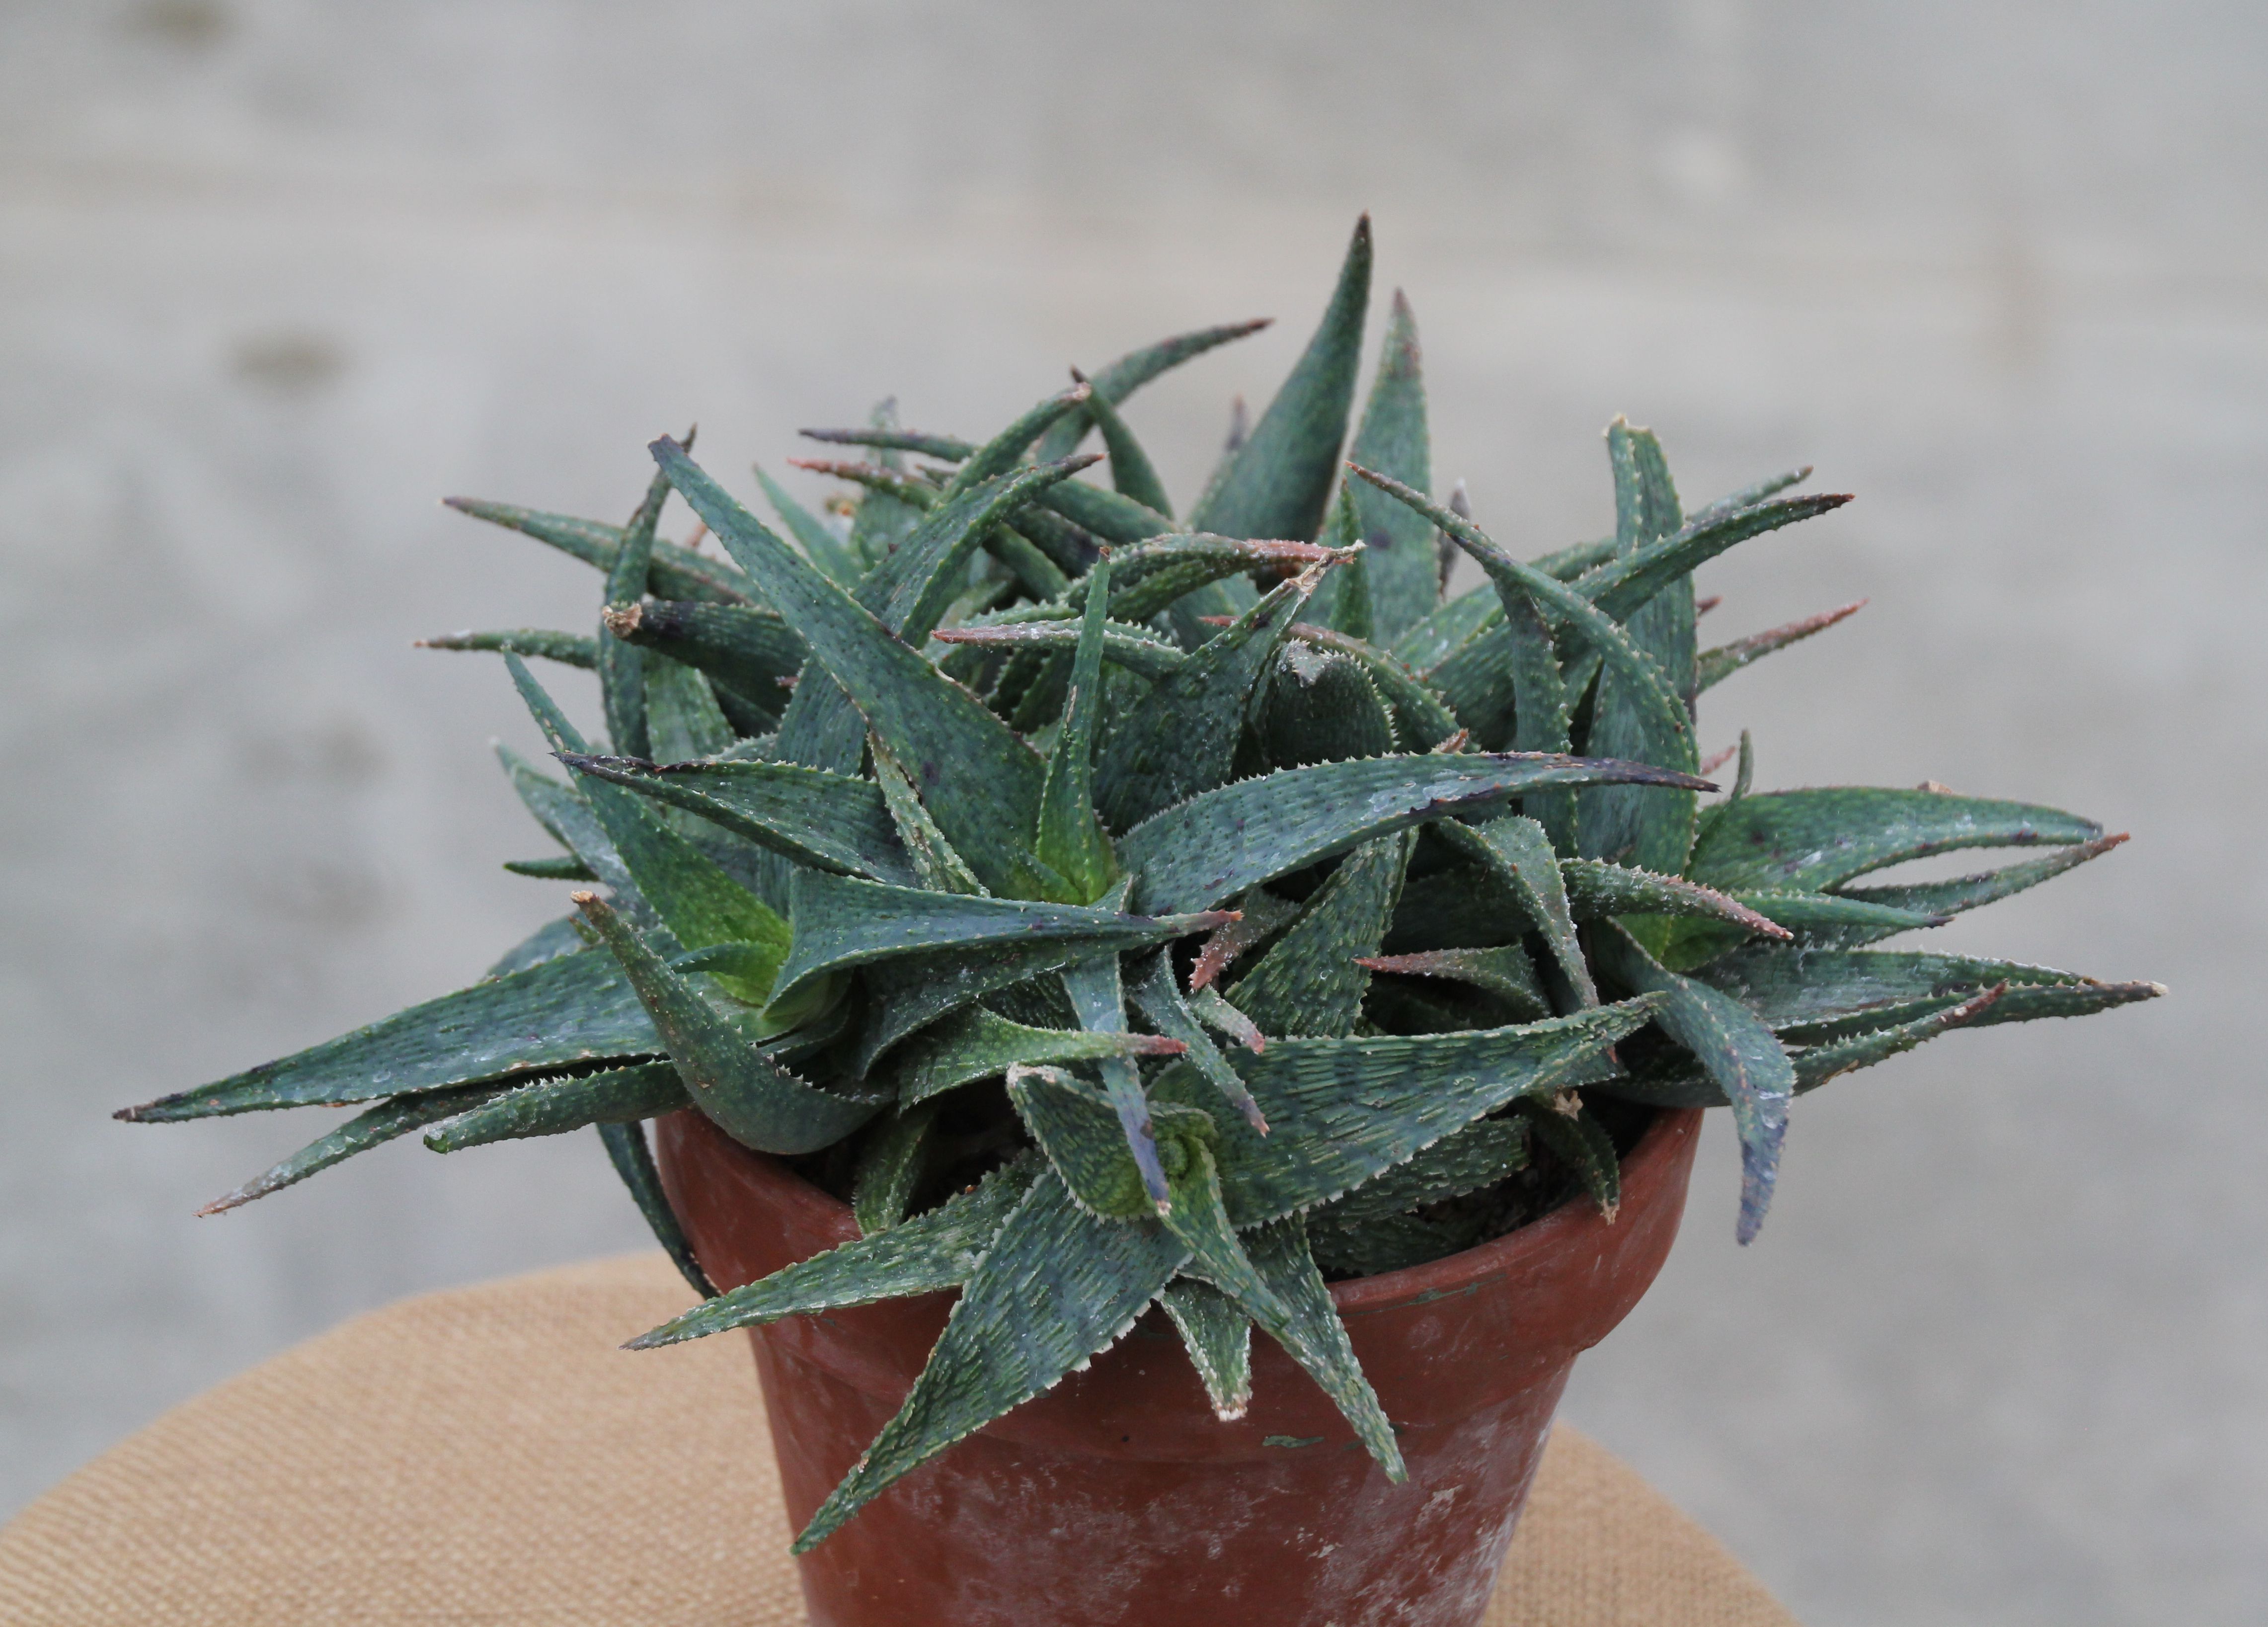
[1124, 951, 1270, 1134]
[1692, 944, 2163, 1042]
[1344, 289, 1436, 640]
[575, 893, 884, 1154]
[1313, 1115, 1531, 1226]
[1517, 1099, 1622, 1220]
[599, 465, 674, 760]
[443, 497, 756, 605]
[1610, 420, 1685, 571]
[503, 854, 595, 881]
[887, 1006, 1183, 1107]
[1605, 983, 2015, 1108]
[1189, 886, 1301, 991]
[598, 1119, 718, 1299]
[1356, 463, 1699, 871]
[1588, 421, 1692, 872]
[423, 1061, 689, 1153]
[1007, 1062, 1213, 1220]
[1558, 858, 1792, 943]
[792, 1167, 1191, 1552]
[1032, 479, 1177, 549]
[1258, 644, 1398, 770]
[1161, 1143, 1290, 1325]
[1070, 368, 1174, 516]
[964, 535, 1345, 630]
[1470, 586, 1576, 841]
[1530, 534, 1623, 579]
[847, 398, 924, 568]
[1190, 394, 1249, 548]
[1155, 999, 1656, 1226]
[808, 450, 1096, 617]
[118, 948, 656, 1122]
[497, 746, 636, 900]
[775, 870, 1231, 1006]
[866, 735, 989, 895]
[1728, 730, 1756, 802]
[1695, 600, 1866, 692]
[1191, 215, 1371, 543]
[988, 523, 1072, 599]
[936, 383, 1093, 497]
[753, 463, 861, 586]
[797, 429, 974, 462]
[1723, 890, 1944, 946]
[1688, 466, 1813, 523]
[642, 655, 734, 762]
[765, 666, 864, 780]
[1121, 752, 1710, 917]
[1099, 568, 1325, 829]
[513, 659, 791, 994]
[1300, 485, 1372, 640]
[789, 454, 1099, 772]
[1577, 490, 1852, 630]
[1061, 950, 1173, 1211]
[1434, 816, 1599, 1006]
[1227, 833, 1410, 1038]
[629, 1158, 1041, 1349]
[1355, 947, 1551, 1023]
[1783, 984, 2011, 1088]
[1822, 833, 2128, 940]
[1276, 623, 1461, 750]
[416, 628, 596, 668]
[655, 440, 1056, 895]
[1034, 552, 1118, 901]
[1240, 1218, 1404, 1478]
[852, 939, 1111, 1075]
[604, 599, 807, 721]
[1106, 536, 1346, 621]
[852, 1103, 939, 1234]
[558, 753, 914, 886]
[931, 617, 1187, 681]
[1391, 585, 1502, 673]
[848, 482, 925, 570]
[769, 454, 928, 510]
[1033, 317, 1273, 462]
[1188, 986, 1267, 1052]
[990, 505, 1102, 583]
[1421, 619, 1522, 749]
[197, 1085, 504, 1214]
[1384, 482, 1834, 689]
[1158, 1279, 1253, 1420]
[1593, 920, 1798, 1242]
[1685, 787, 2105, 895]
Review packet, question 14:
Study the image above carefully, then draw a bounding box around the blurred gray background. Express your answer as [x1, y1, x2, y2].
[1, 2, 2261, 1621]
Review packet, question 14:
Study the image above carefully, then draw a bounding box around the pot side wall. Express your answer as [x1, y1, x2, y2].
[657, 1105, 1702, 1627]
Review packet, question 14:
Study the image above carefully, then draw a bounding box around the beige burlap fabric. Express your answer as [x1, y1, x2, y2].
[0, 1255, 1794, 1626]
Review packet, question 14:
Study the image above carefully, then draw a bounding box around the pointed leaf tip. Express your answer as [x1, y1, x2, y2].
[1190, 217, 1372, 544]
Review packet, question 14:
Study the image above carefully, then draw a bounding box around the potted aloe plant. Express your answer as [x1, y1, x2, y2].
[125, 217, 2158, 1627]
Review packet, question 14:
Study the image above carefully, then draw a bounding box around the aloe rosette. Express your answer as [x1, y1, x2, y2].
[126, 216, 2158, 1552]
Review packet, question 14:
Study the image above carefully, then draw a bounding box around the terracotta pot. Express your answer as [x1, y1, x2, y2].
[656, 1105, 1702, 1627]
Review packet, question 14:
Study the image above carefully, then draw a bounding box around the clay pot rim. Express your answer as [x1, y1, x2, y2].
[720, 1104, 1703, 1316]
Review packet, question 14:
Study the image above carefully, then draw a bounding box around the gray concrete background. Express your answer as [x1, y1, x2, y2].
[1, 2, 2261, 1620]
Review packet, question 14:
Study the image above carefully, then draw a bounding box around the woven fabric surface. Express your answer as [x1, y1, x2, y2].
[0, 1255, 1795, 1626]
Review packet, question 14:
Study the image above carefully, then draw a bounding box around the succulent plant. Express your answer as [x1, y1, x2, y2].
[124, 216, 2159, 1552]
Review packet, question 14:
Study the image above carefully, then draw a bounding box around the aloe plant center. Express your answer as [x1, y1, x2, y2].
[125, 215, 2159, 1554]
